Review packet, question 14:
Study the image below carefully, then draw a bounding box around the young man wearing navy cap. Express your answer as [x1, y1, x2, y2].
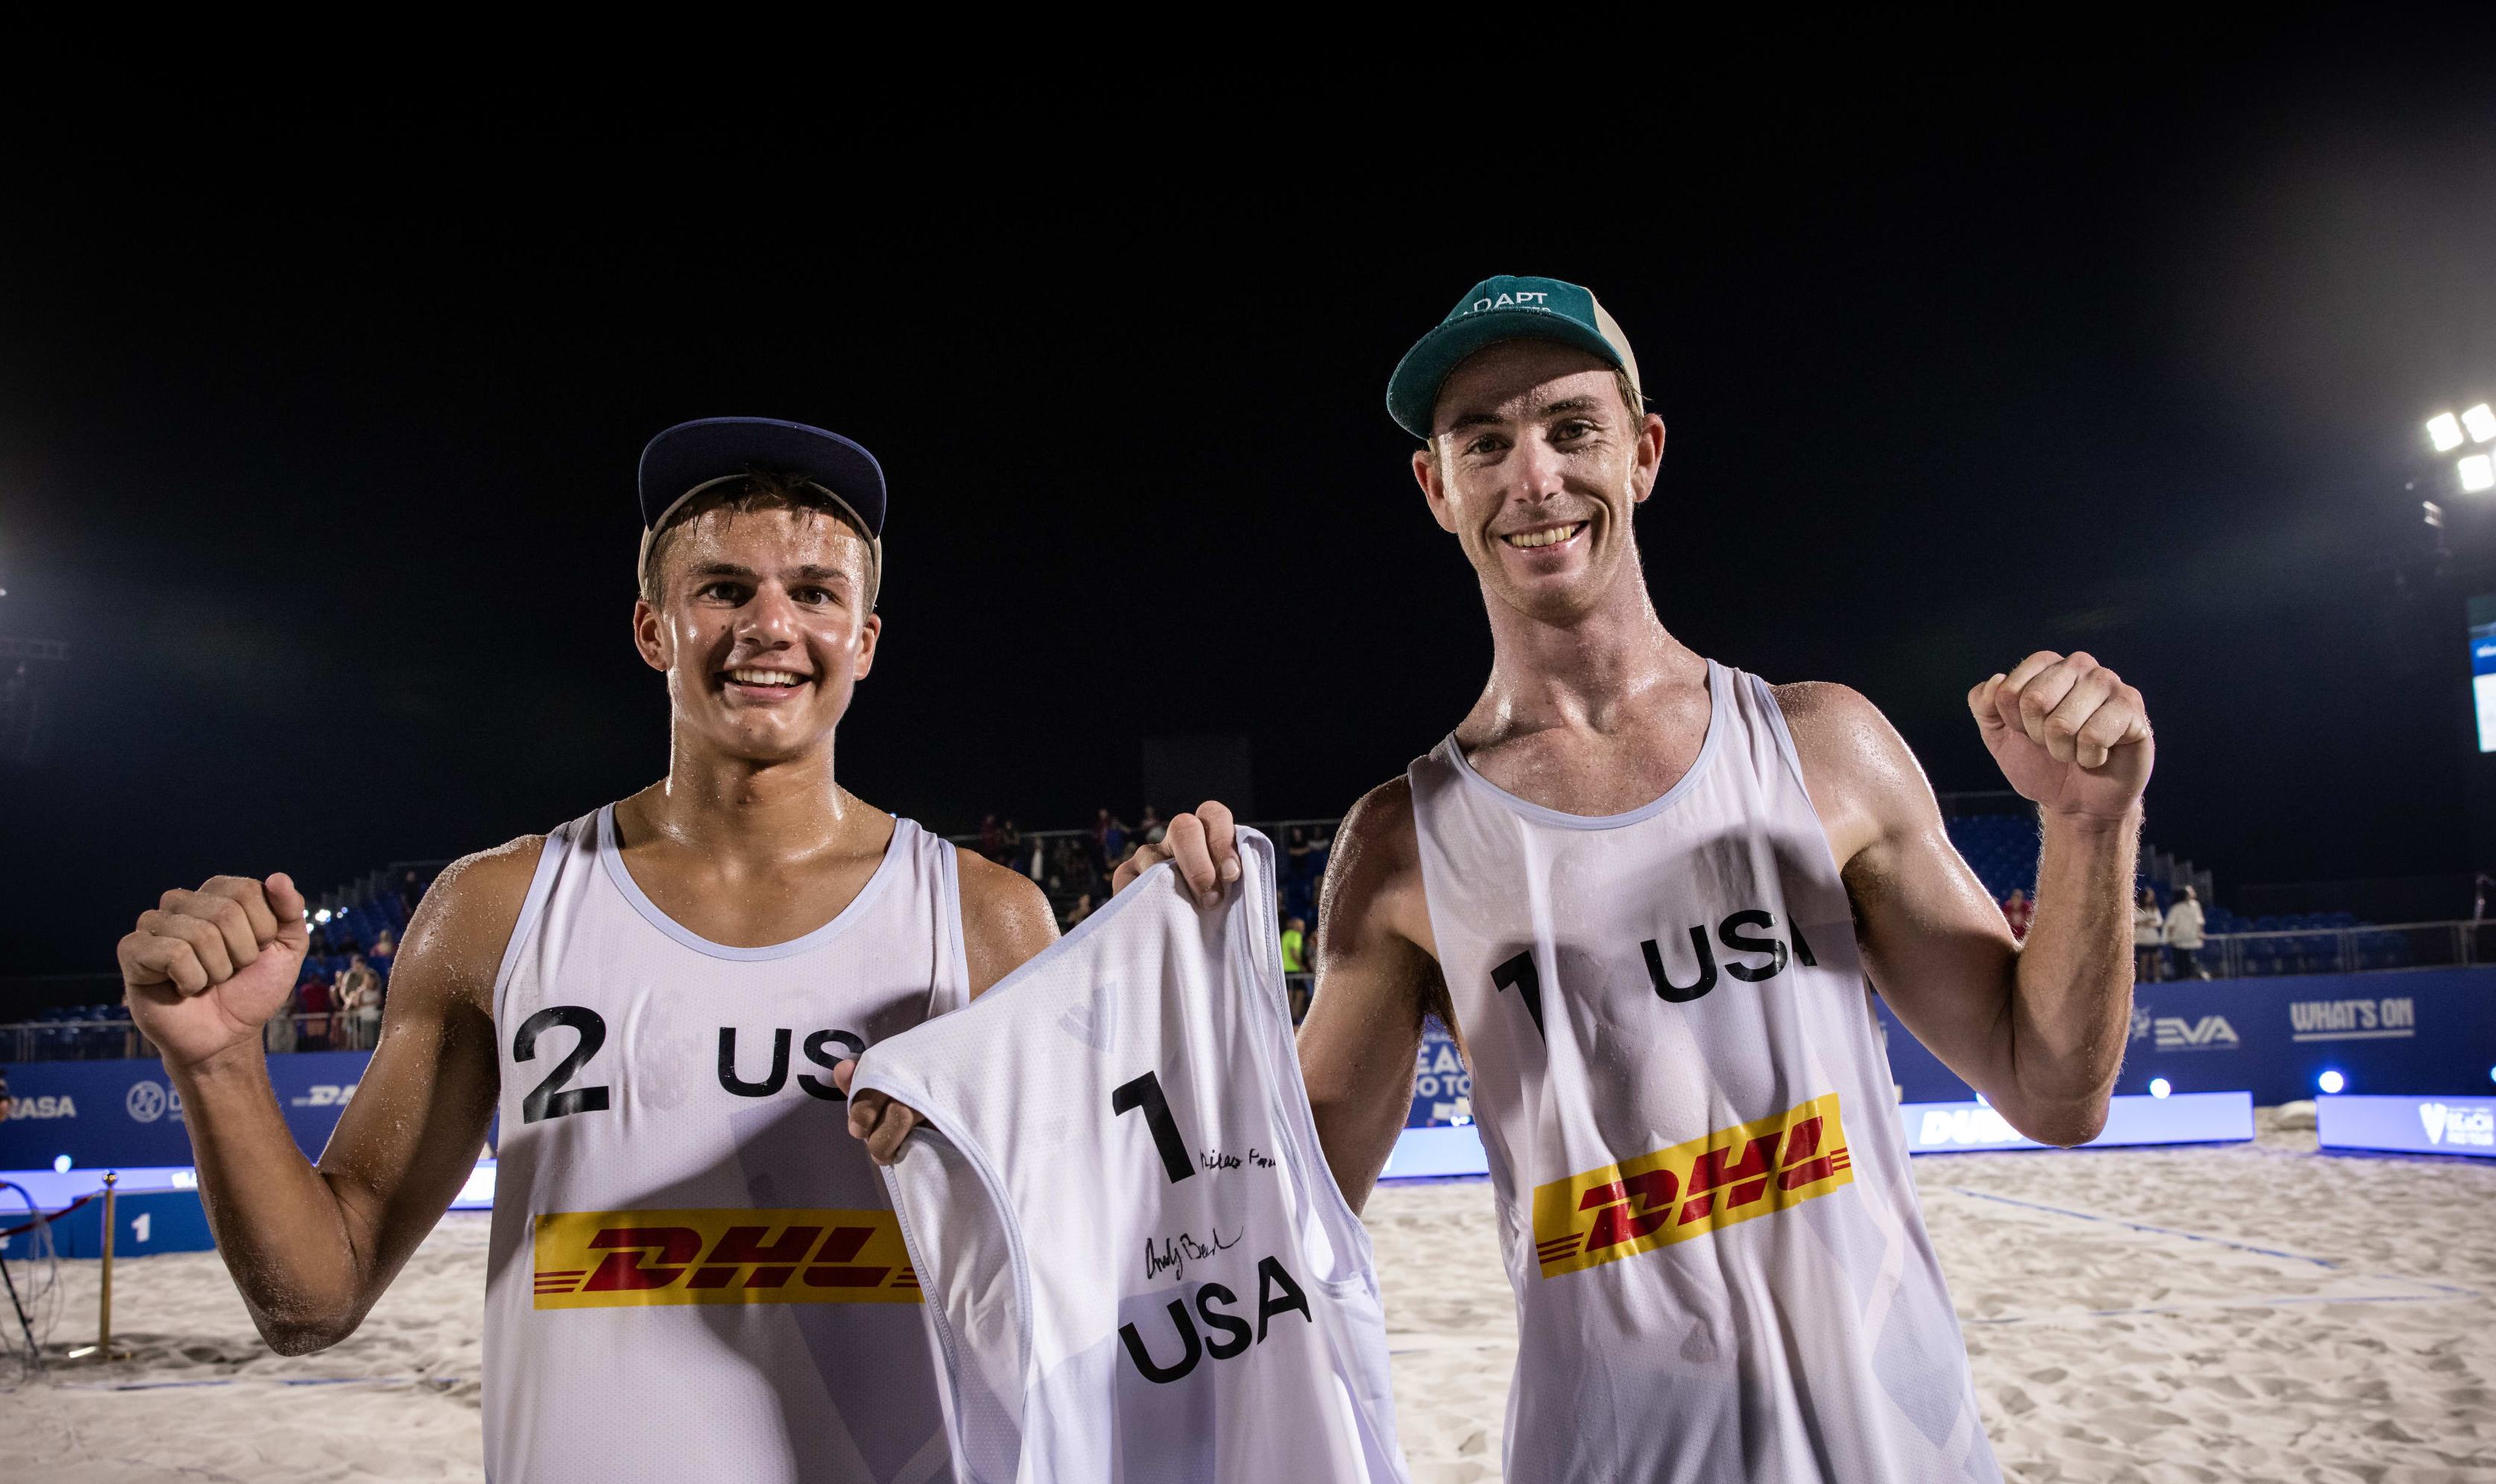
[1125, 277, 2155, 1481]
[117, 419, 1056, 1483]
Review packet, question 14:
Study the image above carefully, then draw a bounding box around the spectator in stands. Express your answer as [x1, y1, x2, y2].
[1286, 825, 1318, 882]
[1097, 809, 1129, 868]
[1280, 913, 1309, 975]
[371, 928, 397, 960]
[1138, 806, 1166, 846]
[341, 964, 384, 1050]
[999, 820, 1024, 871]
[0, 1064, 10, 1122]
[978, 814, 1004, 862]
[1063, 891, 1096, 931]
[266, 981, 301, 1053]
[2000, 887, 2034, 941]
[297, 973, 333, 1050]
[2163, 886, 2209, 979]
[2133, 887, 2165, 983]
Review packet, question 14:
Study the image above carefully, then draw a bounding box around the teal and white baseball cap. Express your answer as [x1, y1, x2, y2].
[1385, 274, 1643, 440]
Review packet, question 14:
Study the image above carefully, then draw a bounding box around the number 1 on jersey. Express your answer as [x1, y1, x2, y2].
[1111, 1070, 1196, 1184]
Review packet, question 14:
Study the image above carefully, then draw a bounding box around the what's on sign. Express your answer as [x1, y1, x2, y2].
[2318, 1094, 2496, 1157]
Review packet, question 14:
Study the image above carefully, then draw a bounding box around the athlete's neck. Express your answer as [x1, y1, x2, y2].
[1461, 543, 1704, 747]
[627, 739, 872, 869]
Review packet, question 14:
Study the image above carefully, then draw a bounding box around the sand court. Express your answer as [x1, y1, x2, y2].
[7, 1111, 2493, 1482]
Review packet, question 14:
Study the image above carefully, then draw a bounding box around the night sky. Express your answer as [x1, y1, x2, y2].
[5, 34, 2494, 991]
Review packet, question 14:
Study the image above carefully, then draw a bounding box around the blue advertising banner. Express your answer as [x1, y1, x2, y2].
[1896, 1091, 2253, 1154]
[2318, 1093, 2496, 1158]
[1876, 968, 2496, 1106]
[1405, 1021, 1473, 1128]
[0, 1050, 373, 1170]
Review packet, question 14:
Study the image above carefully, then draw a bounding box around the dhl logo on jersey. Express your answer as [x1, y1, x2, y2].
[1530, 1092, 1854, 1279]
[532, 1208, 921, 1309]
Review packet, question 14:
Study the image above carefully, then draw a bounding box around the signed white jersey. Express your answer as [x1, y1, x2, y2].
[852, 829, 1409, 1484]
[482, 804, 968, 1484]
[1408, 660, 2001, 1483]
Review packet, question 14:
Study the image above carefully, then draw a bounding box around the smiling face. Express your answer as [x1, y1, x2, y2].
[1413, 338, 1665, 625]
[633, 498, 880, 766]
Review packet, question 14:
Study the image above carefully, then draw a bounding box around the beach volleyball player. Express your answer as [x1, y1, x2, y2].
[114, 419, 1056, 1483]
[1131, 278, 2157, 1481]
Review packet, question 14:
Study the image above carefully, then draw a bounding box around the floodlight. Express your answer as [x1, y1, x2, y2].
[2148, 1078, 2172, 1099]
[54, 1154, 71, 1173]
[2467, 404, 2496, 444]
[2463, 454, 2496, 493]
[2317, 1069, 2346, 1094]
[2431, 411, 2465, 452]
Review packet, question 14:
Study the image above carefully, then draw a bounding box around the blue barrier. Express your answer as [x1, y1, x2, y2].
[0, 1050, 372, 1170]
[1405, 1021, 1472, 1129]
[0, 1160, 498, 1260]
[1897, 1091, 2254, 1153]
[1877, 967, 2496, 1105]
[2317, 1093, 2496, 1158]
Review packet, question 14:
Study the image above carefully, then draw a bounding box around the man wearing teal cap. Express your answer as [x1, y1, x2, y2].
[1135, 275, 2155, 1480]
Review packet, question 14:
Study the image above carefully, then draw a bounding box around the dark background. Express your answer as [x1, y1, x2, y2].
[4, 31, 2494, 994]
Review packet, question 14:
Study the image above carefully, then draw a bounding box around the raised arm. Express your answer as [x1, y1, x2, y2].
[1299, 779, 1447, 1213]
[118, 841, 533, 1352]
[1780, 652, 2151, 1146]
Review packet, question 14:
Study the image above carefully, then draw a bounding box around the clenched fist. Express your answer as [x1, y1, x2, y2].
[118, 873, 312, 1070]
[1969, 651, 2153, 825]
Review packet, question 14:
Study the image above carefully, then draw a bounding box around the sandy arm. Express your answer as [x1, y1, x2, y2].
[170, 842, 533, 1352]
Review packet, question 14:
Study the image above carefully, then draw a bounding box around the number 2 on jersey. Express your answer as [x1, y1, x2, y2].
[513, 1006, 612, 1123]
[1111, 1070, 1195, 1184]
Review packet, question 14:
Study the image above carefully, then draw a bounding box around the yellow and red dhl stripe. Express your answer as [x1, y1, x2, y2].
[1529, 1092, 1855, 1279]
[532, 1208, 921, 1309]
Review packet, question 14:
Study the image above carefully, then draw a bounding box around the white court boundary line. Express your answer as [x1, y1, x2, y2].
[1940, 1185, 2485, 1326]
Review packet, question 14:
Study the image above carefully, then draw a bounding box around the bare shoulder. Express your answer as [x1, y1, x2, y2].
[1771, 681, 1942, 865]
[955, 847, 1059, 996]
[1773, 681, 1933, 791]
[393, 835, 549, 1013]
[1316, 775, 1431, 957]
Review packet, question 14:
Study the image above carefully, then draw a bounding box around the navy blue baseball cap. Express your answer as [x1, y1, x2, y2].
[636, 417, 887, 601]
[1385, 275, 1644, 440]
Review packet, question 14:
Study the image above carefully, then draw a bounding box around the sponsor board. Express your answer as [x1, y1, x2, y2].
[2131, 1003, 2240, 1052]
[2288, 996, 2416, 1043]
[531, 1207, 921, 1309]
[1896, 1091, 2255, 1153]
[1, 1094, 77, 1120]
[2319, 1095, 2496, 1156]
[124, 1081, 180, 1124]
[2319, 1094, 2496, 1159]
[1529, 1093, 1852, 1279]
[1405, 1022, 1473, 1128]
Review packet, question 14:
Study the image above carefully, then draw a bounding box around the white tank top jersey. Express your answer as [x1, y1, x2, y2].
[481, 804, 970, 1484]
[1408, 660, 2002, 1484]
[850, 829, 1410, 1484]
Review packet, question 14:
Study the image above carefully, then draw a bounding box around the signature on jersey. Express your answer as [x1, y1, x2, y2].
[1143, 1224, 1240, 1282]
[1199, 1147, 1277, 1172]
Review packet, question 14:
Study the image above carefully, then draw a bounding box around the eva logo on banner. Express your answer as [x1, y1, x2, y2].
[2134, 1004, 2239, 1051]
[2420, 1102, 2495, 1148]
